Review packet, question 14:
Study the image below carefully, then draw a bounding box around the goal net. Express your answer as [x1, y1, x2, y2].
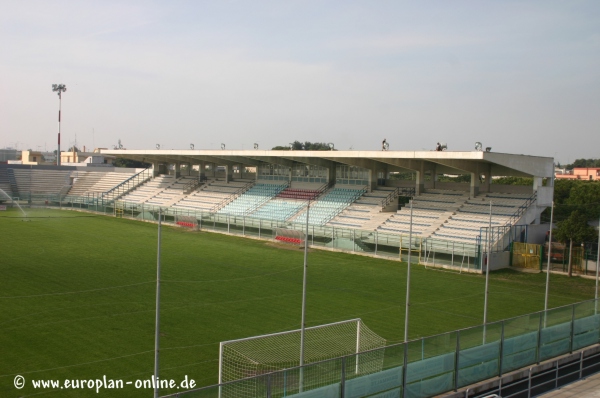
[219, 319, 386, 397]
[273, 227, 305, 245]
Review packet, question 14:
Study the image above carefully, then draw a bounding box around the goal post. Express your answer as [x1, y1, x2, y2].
[218, 318, 386, 397]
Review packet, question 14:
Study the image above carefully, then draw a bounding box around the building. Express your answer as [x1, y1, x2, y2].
[555, 168, 600, 181]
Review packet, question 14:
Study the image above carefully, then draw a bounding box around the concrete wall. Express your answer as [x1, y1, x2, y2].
[489, 184, 533, 194]
[384, 180, 416, 188]
[536, 186, 553, 206]
[489, 251, 510, 270]
[431, 181, 470, 192]
[525, 223, 550, 244]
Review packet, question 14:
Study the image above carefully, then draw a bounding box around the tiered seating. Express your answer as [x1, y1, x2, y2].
[294, 187, 366, 226]
[410, 190, 469, 212]
[275, 235, 302, 244]
[218, 183, 287, 216]
[0, 168, 12, 197]
[431, 192, 531, 243]
[377, 210, 447, 236]
[171, 179, 254, 212]
[377, 189, 468, 235]
[119, 175, 177, 204]
[277, 188, 321, 200]
[328, 187, 397, 228]
[248, 199, 305, 221]
[67, 171, 137, 196]
[145, 176, 196, 206]
[11, 168, 71, 196]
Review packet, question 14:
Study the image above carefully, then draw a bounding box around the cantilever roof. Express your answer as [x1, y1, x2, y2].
[100, 149, 554, 178]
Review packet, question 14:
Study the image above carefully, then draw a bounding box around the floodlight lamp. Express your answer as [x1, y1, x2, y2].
[254, 143, 258, 149]
[156, 144, 160, 149]
[440, 143, 448, 151]
[475, 142, 483, 151]
[328, 142, 334, 150]
[190, 143, 194, 150]
[221, 143, 225, 150]
[383, 142, 389, 151]
[486, 147, 492, 152]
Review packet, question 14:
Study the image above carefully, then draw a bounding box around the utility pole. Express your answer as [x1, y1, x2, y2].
[52, 84, 66, 165]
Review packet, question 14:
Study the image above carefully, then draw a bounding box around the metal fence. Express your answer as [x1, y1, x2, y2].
[6, 194, 538, 271]
[35, 196, 482, 270]
[158, 299, 600, 398]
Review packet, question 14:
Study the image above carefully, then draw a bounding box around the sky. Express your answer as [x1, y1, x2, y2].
[1, 0, 599, 164]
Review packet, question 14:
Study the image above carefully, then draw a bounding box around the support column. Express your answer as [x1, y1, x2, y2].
[470, 172, 481, 197]
[152, 162, 160, 177]
[483, 165, 492, 193]
[432, 164, 438, 190]
[200, 161, 206, 181]
[226, 165, 233, 182]
[415, 163, 425, 195]
[328, 164, 337, 187]
[174, 162, 181, 178]
[533, 176, 543, 192]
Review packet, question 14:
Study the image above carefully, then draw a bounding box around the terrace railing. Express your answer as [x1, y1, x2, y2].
[209, 180, 257, 213]
[98, 168, 153, 205]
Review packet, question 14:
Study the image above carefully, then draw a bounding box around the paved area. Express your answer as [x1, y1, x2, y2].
[541, 371, 600, 397]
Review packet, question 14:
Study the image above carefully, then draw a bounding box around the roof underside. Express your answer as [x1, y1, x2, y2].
[101, 150, 554, 178]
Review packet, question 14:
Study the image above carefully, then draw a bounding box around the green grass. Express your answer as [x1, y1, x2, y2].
[0, 208, 596, 397]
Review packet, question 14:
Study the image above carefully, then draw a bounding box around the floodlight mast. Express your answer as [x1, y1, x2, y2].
[52, 84, 67, 165]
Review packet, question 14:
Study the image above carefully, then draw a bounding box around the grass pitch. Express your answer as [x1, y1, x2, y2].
[0, 208, 596, 397]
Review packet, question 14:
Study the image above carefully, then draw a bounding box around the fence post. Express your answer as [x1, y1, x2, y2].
[570, 304, 575, 354]
[402, 341, 408, 398]
[537, 311, 543, 364]
[266, 374, 272, 398]
[499, 320, 505, 377]
[340, 356, 346, 397]
[454, 330, 460, 391]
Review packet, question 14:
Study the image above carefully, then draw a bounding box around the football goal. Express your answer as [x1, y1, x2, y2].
[219, 318, 386, 397]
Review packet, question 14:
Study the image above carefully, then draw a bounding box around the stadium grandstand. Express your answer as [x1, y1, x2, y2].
[0, 149, 553, 271]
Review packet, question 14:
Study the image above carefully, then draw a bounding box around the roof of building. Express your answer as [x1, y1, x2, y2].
[100, 149, 554, 178]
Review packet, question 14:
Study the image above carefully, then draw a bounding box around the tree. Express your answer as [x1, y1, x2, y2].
[272, 141, 334, 150]
[67, 146, 81, 152]
[491, 176, 534, 186]
[566, 182, 600, 220]
[565, 158, 600, 170]
[553, 210, 597, 277]
[114, 158, 151, 168]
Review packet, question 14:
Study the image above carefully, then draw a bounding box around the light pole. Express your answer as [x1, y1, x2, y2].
[299, 199, 310, 392]
[52, 84, 67, 166]
[404, 199, 413, 342]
